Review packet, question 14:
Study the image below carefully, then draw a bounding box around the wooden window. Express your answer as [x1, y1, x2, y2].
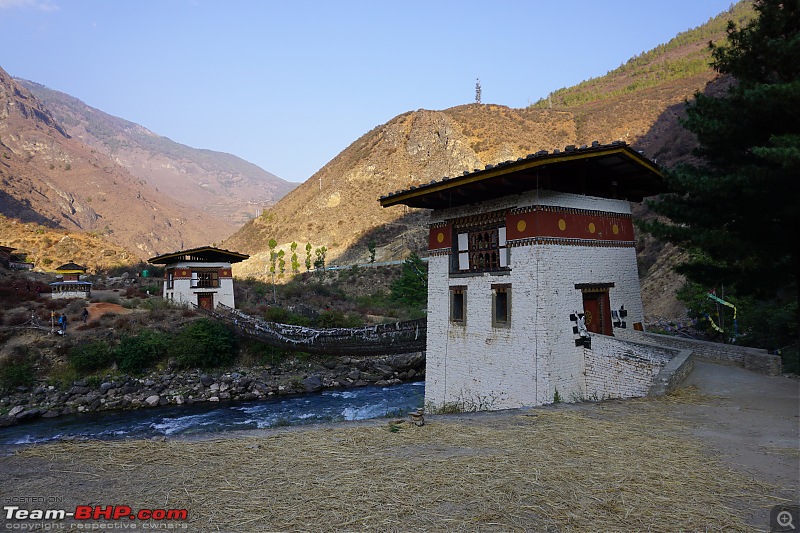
[191, 269, 220, 288]
[453, 225, 508, 273]
[492, 284, 511, 327]
[166, 271, 174, 289]
[450, 286, 466, 324]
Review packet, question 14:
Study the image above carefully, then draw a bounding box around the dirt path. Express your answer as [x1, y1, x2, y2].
[85, 301, 132, 322]
[0, 361, 797, 531]
[665, 361, 799, 527]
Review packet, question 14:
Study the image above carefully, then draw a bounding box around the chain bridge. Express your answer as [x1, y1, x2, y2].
[196, 304, 426, 356]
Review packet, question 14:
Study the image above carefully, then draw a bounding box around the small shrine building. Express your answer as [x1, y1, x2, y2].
[148, 246, 249, 310]
[50, 262, 91, 299]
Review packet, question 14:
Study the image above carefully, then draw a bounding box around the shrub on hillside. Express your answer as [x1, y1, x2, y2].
[316, 309, 361, 328]
[170, 319, 238, 369]
[117, 330, 170, 374]
[263, 306, 311, 327]
[0, 349, 36, 390]
[67, 341, 114, 373]
[5, 312, 28, 327]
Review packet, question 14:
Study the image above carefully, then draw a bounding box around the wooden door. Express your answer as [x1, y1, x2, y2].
[197, 293, 214, 310]
[582, 295, 602, 334]
[582, 291, 613, 336]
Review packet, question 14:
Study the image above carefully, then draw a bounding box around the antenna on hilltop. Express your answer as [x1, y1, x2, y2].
[475, 78, 482, 104]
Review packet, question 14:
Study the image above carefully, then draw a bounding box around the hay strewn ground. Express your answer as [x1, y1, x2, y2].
[3, 389, 783, 532]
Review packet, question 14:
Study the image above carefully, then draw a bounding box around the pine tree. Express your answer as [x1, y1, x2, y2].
[390, 252, 428, 307]
[641, 0, 799, 350]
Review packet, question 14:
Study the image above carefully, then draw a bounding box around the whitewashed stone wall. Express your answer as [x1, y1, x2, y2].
[425, 190, 648, 410]
[164, 261, 236, 309]
[583, 334, 676, 400]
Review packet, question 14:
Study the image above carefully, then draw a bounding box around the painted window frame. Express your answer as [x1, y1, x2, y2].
[451, 224, 509, 274]
[492, 283, 511, 328]
[450, 286, 467, 324]
[191, 269, 220, 289]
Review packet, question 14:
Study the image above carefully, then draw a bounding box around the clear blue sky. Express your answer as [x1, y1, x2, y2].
[0, 0, 736, 183]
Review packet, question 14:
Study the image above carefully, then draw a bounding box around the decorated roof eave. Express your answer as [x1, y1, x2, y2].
[148, 246, 250, 265]
[379, 143, 663, 209]
[54, 262, 87, 272]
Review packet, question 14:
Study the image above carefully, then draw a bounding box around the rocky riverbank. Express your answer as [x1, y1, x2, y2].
[0, 352, 425, 428]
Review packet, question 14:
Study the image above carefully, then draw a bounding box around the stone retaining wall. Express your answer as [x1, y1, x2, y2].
[615, 330, 781, 375]
[0, 352, 426, 428]
[584, 335, 688, 400]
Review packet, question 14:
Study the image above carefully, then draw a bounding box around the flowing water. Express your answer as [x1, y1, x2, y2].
[0, 381, 425, 446]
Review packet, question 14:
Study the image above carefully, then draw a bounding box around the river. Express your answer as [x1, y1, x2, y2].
[0, 381, 425, 446]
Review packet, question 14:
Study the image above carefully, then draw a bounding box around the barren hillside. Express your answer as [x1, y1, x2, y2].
[17, 79, 296, 228]
[0, 66, 228, 260]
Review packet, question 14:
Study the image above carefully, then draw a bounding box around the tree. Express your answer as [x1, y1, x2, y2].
[290, 242, 299, 273]
[368, 240, 377, 263]
[475, 78, 482, 104]
[314, 246, 327, 270]
[277, 249, 286, 277]
[268, 239, 278, 275]
[641, 0, 799, 351]
[305, 243, 313, 272]
[391, 252, 428, 307]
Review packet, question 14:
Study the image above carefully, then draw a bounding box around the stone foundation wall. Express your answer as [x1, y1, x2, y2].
[583, 334, 684, 400]
[0, 352, 426, 428]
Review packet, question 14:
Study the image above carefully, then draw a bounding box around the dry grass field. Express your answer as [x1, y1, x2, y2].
[1, 362, 797, 532]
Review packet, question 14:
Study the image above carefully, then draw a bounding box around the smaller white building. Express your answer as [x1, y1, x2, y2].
[50, 262, 91, 299]
[148, 247, 249, 310]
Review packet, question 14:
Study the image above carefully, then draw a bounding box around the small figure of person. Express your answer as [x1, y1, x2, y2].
[82, 308, 89, 324]
[58, 313, 67, 333]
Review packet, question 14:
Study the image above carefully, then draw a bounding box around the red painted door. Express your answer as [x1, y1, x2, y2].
[198, 294, 214, 310]
[582, 296, 602, 334]
[582, 292, 613, 336]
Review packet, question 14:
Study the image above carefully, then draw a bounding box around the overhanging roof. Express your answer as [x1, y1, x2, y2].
[54, 262, 87, 272]
[379, 141, 664, 210]
[148, 246, 249, 265]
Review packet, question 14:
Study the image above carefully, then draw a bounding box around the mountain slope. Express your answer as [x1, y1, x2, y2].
[225, 105, 579, 265]
[225, 3, 755, 322]
[0, 66, 228, 260]
[17, 79, 296, 227]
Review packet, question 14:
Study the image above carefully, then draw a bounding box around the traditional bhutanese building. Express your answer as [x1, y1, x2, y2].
[50, 261, 91, 299]
[380, 141, 669, 410]
[148, 247, 249, 310]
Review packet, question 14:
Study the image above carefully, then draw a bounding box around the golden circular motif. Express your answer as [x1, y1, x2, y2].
[517, 220, 527, 232]
[584, 310, 593, 325]
[558, 219, 566, 231]
[436, 232, 445, 243]
[588, 222, 596, 234]
[612, 224, 619, 235]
